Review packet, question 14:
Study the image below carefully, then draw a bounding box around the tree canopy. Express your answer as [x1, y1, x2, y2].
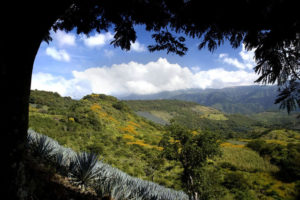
[159, 122, 222, 199]
[48, 0, 300, 112]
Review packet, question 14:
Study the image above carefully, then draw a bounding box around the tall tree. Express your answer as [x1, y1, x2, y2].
[159, 123, 222, 199]
[0, 1, 299, 199]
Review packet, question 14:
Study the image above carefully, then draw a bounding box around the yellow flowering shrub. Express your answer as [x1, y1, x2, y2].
[91, 104, 102, 111]
[220, 142, 244, 148]
[154, 146, 164, 151]
[169, 138, 180, 144]
[120, 125, 138, 135]
[129, 121, 140, 128]
[90, 94, 100, 98]
[127, 139, 162, 150]
[191, 131, 198, 135]
[123, 134, 134, 140]
[108, 116, 117, 122]
[68, 117, 75, 122]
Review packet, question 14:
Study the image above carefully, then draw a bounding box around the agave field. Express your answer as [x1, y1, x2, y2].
[27, 129, 188, 200]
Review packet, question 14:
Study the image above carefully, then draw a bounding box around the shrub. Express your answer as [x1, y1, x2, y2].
[232, 190, 255, 200]
[220, 162, 237, 171]
[28, 130, 189, 200]
[223, 172, 249, 191]
[246, 140, 266, 152]
[112, 101, 129, 112]
[278, 143, 300, 181]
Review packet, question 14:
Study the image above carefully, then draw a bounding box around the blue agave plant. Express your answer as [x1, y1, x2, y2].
[28, 130, 55, 160]
[27, 130, 189, 200]
[69, 152, 101, 188]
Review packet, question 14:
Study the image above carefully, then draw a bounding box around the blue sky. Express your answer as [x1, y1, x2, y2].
[32, 26, 259, 98]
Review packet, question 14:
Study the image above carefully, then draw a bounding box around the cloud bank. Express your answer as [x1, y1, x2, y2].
[45, 47, 70, 62]
[130, 41, 146, 52]
[53, 30, 76, 47]
[219, 44, 256, 70]
[81, 32, 114, 47]
[32, 58, 258, 98]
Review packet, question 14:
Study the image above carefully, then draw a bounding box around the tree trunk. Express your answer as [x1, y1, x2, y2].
[0, 30, 42, 200]
[0, 2, 72, 199]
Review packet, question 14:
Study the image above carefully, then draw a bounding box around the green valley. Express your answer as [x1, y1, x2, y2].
[29, 90, 300, 200]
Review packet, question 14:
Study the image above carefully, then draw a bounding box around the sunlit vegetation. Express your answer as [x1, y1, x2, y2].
[126, 100, 275, 138]
[27, 130, 188, 200]
[29, 90, 300, 199]
[217, 145, 279, 173]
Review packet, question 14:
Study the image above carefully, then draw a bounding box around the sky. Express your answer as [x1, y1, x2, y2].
[32, 25, 259, 99]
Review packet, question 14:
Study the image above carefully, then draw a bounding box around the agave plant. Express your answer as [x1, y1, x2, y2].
[28, 131, 55, 160]
[111, 184, 133, 200]
[51, 148, 70, 175]
[27, 130, 189, 200]
[69, 151, 101, 189]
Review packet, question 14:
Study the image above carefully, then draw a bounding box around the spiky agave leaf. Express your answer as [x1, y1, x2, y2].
[69, 152, 101, 188]
[27, 131, 189, 200]
[28, 132, 56, 160]
[52, 147, 71, 175]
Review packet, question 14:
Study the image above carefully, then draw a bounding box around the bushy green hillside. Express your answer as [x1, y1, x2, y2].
[29, 90, 300, 199]
[29, 90, 181, 189]
[126, 99, 270, 138]
[126, 99, 300, 136]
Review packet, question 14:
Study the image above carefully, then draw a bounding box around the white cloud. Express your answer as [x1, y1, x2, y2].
[219, 44, 256, 70]
[220, 56, 246, 70]
[192, 68, 258, 89]
[32, 58, 258, 98]
[240, 44, 255, 63]
[31, 73, 70, 95]
[53, 30, 76, 47]
[82, 32, 114, 47]
[45, 47, 70, 62]
[130, 41, 146, 52]
[104, 49, 114, 58]
[31, 72, 92, 99]
[219, 53, 228, 58]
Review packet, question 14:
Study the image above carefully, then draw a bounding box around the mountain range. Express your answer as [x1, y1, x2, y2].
[121, 85, 280, 114]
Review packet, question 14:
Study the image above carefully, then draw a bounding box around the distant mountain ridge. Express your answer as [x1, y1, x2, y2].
[121, 85, 279, 114]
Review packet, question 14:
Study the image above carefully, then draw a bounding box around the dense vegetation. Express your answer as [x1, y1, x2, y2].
[122, 86, 288, 114]
[160, 123, 223, 200]
[29, 90, 179, 188]
[126, 99, 300, 138]
[29, 90, 300, 199]
[27, 130, 188, 200]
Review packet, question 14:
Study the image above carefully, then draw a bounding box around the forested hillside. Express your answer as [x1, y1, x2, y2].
[29, 90, 300, 199]
[29, 90, 181, 188]
[126, 99, 300, 138]
[122, 86, 281, 114]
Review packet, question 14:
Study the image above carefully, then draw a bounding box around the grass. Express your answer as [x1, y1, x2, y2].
[216, 146, 279, 173]
[191, 105, 221, 114]
[149, 110, 174, 122]
[200, 113, 228, 120]
[247, 172, 297, 200]
[260, 129, 300, 143]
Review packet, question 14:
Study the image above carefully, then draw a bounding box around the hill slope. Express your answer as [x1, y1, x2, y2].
[122, 85, 280, 114]
[29, 90, 300, 199]
[125, 99, 300, 138]
[29, 90, 181, 188]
